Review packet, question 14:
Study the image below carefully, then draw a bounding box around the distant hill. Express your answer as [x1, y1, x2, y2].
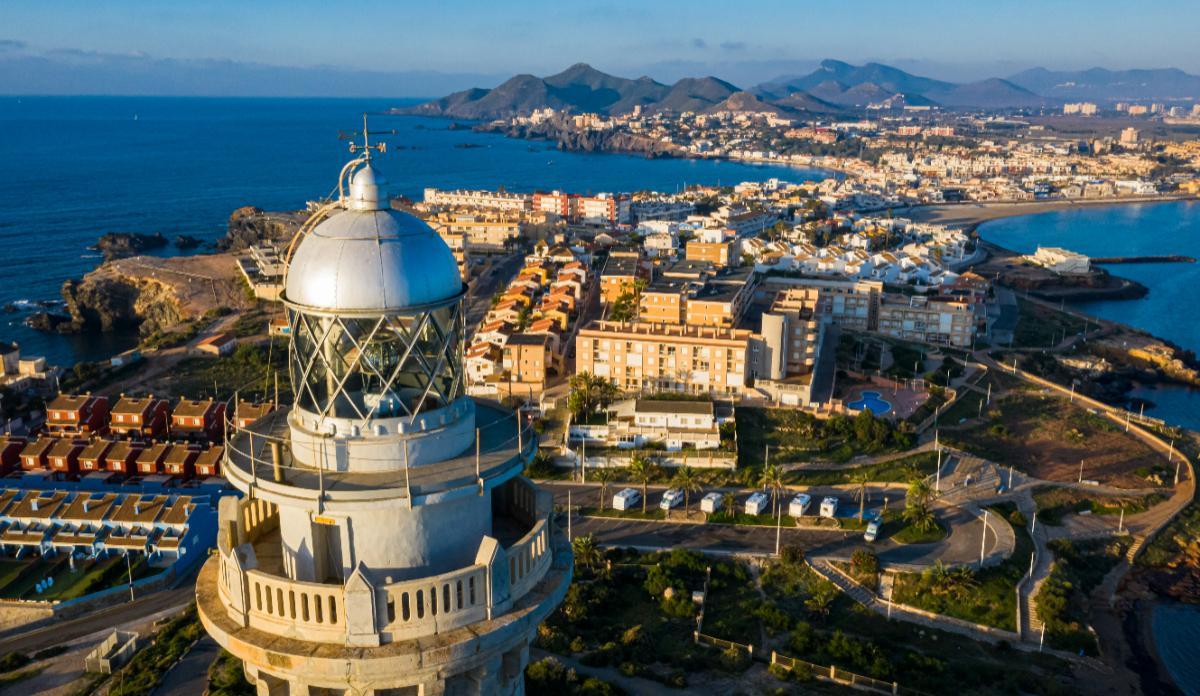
[407, 60, 1200, 120]
[1007, 67, 1200, 102]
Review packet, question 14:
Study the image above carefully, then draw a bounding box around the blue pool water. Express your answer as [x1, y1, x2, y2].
[848, 390, 892, 415]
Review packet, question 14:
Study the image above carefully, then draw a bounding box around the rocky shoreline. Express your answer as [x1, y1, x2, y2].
[474, 119, 683, 158]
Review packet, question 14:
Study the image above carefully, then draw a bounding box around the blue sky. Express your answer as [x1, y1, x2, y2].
[2, 0, 1198, 94]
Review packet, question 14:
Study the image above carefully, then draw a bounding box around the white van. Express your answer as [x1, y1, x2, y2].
[745, 491, 770, 516]
[788, 493, 812, 518]
[864, 518, 881, 542]
[659, 488, 684, 510]
[819, 496, 839, 518]
[613, 487, 641, 511]
[700, 491, 723, 514]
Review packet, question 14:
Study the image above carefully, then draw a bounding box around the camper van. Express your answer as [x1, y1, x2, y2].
[745, 491, 770, 516]
[613, 488, 641, 511]
[819, 496, 839, 519]
[788, 493, 812, 518]
[700, 491, 723, 514]
[659, 488, 684, 510]
[864, 518, 881, 542]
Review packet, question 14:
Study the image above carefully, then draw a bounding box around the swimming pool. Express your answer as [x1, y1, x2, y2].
[848, 390, 893, 415]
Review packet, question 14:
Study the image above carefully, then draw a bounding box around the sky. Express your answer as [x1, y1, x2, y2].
[2, 0, 1199, 96]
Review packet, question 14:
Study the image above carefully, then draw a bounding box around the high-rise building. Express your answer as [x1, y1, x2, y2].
[1120, 127, 1140, 146]
[197, 153, 569, 695]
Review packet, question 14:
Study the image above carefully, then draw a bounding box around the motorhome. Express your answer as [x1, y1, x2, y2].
[700, 491, 723, 514]
[819, 496, 839, 518]
[613, 487, 641, 511]
[788, 493, 812, 518]
[659, 488, 684, 510]
[864, 518, 881, 542]
[745, 491, 770, 515]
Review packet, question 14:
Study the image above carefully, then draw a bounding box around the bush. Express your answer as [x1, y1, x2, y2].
[0, 652, 30, 673]
[717, 645, 752, 672]
[780, 544, 805, 565]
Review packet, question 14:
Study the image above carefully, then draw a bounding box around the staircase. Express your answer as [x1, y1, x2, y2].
[1125, 535, 1145, 563]
[934, 454, 1002, 507]
[810, 559, 878, 608]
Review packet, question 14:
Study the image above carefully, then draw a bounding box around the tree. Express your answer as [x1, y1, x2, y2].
[903, 499, 936, 533]
[850, 471, 871, 522]
[804, 581, 837, 623]
[721, 491, 736, 521]
[629, 454, 659, 514]
[592, 467, 617, 511]
[907, 477, 935, 509]
[670, 465, 702, 519]
[567, 372, 620, 421]
[572, 534, 602, 574]
[758, 463, 786, 517]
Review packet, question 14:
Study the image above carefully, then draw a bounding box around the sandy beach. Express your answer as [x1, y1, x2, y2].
[900, 195, 1197, 231]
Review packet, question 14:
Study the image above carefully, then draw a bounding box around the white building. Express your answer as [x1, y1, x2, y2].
[1028, 246, 1092, 274]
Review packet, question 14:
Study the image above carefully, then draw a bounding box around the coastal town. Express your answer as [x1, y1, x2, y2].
[2, 20, 1200, 695]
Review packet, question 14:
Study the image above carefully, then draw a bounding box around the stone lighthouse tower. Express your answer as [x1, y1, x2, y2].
[196, 142, 570, 696]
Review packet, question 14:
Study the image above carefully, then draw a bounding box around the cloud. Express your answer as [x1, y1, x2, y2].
[0, 39, 27, 52]
[691, 38, 707, 49]
[720, 41, 747, 52]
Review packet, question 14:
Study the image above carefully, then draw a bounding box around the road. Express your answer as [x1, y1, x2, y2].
[464, 252, 524, 340]
[154, 635, 219, 696]
[0, 578, 195, 656]
[547, 481, 1000, 567]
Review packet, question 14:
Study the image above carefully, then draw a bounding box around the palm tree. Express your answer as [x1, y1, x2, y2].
[593, 467, 617, 511]
[670, 465, 702, 520]
[629, 454, 658, 514]
[850, 471, 871, 522]
[907, 477, 935, 509]
[758, 463, 786, 517]
[572, 534, 602, 574]
[903, 499, 936, 533]
[721, 491, 736, 521]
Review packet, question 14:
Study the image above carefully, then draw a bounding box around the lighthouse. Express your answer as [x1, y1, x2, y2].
[196, 140, 570, 695]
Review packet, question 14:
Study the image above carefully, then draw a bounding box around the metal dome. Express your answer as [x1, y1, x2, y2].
[285, 201, 462, 312]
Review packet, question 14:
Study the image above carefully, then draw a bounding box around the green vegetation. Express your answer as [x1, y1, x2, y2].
[140, 320, 201, 350]
[886, 343, 926, 380]
[885, 508, 948, 544]
[784, 451, 938, 486]
[165, 340, 290, 401]
[0, 554, 151, 601]
[108, 604, 204, 696]
[0, 665, 45, 688]
[1033, 486, 1165, 526]
[566, 372, 620, 422]
[892, 503, 1032, 631]
[1012, 297, 1089, 349]
[581, 506, 665, 521]
[1038, 538, 1130, 655]
[536, 548, 757, 687]
[525, 657, 624, 695]
[207, 649, 255, 696]
[736, 407, 915, 467]
[906, 385, 947, 426]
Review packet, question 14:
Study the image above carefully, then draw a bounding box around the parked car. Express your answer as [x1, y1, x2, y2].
[819, 496, 839, 518]
[864, 518, 881, 542]
[659, 488, 684, 510]
[745, 491, 770, 515]
[700, 491, 723, 514]
[788, 493, 812, 518]
[613, 487, 641, 511]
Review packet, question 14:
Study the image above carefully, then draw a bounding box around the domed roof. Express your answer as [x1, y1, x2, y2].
[285, 170, 462, 311]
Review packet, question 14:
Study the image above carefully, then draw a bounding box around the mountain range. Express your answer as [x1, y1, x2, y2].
[408, 60, 1200, 120]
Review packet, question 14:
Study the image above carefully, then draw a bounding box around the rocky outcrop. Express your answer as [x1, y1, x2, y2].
[475, 119, 683, 158]
[218, 206, 304, 251]
[60, 267, 183, 335]
[93, 232, 168, 260]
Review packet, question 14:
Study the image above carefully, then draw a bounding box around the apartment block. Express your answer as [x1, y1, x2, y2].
[576, 321, 752, 396]
[877, 294, 976, 347]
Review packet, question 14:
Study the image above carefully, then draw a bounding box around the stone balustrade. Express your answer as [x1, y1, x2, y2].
[214, 476, 555, 647]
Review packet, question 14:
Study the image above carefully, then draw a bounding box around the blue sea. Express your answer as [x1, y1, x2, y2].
[0, 96, 834, 366]
[980, 201, 1200, 432]
[1153, 603, 1200, 695]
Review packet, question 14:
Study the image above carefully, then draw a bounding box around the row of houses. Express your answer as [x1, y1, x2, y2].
[0, 488, 213, 565]
[43, 394, 273, 443]
[467, 245, 594, 398]
[1, 435, 225, 480]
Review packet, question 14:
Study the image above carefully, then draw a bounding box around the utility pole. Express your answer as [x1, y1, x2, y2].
[774, 497, 782, 556]
[1078, 459, 1084, 484]
[567, 489, 572, 541]
[1069, 383, 1075, 403]
[1118, 506, 1125, 534]
[1031, 511, 1037, 534]
[126, 551, 135, 602]
[1008, 465, 1014, 490]
[934, 430, 941, 493]
[979, 509, 989, 566]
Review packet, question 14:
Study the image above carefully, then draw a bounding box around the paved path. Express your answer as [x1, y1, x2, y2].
[153, 635, 218, 696]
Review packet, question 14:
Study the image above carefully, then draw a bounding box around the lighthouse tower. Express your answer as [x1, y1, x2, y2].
[196, 143, 570, 696]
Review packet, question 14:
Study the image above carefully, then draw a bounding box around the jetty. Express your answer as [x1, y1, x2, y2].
[1092, 255, 1195, 264]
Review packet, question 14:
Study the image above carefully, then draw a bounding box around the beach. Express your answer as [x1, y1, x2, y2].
[902, 194, 1198, 229]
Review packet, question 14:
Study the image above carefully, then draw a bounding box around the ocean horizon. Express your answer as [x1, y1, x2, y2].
[0, 95, 834, 366]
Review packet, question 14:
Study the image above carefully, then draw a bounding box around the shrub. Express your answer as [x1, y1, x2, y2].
[780, 544, 805, 565]
[717, 645, 752, 672]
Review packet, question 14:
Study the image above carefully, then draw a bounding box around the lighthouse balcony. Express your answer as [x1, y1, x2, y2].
[221, 399, 534, 509]
[201, 473, 561, 648]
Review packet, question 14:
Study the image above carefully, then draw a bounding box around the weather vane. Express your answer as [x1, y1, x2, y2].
[346, 113, 389, 157]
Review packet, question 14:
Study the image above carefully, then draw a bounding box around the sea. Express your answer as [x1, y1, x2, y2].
[1153, 603, 1200, 695]
[979, 200, 1200, 432]
[0, 95, 834, 366]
